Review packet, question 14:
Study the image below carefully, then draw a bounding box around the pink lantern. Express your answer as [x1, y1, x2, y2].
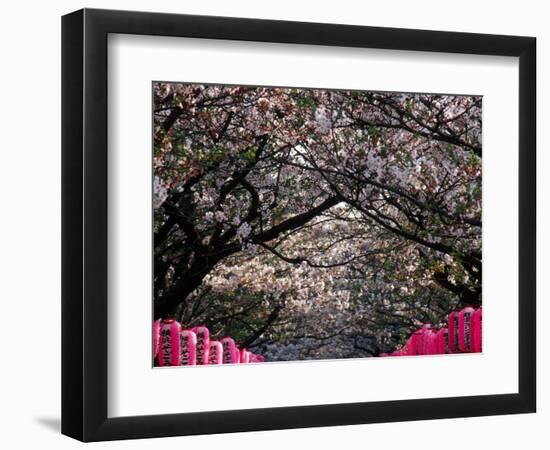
[208, 341, 223, 365]
[419, 325, 434, 355]
[448, 311, 459, 353]
[426, 329, 438, 355]
[240, 349, 250, 363]
[458, 307, 475, 353]
[249, 354, 265, 363]
[435, 328, 448, 355]
[193, 326, 210, 365]
[382, 306, 484, 358]
[408, 330, 422, 356]
[180, 329, 197, 365]
[471, 307, 483, 353]
[153, 319, 161, 359]
[221, 337, 239, 364]
[157, 318, 181, 366]
[402, 339, 413, 356]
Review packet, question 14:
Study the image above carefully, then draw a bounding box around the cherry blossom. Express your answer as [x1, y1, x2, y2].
[153, 83, 481, 358]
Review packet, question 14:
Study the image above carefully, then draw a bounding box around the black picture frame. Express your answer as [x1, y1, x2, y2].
[62, 8, 536, 442]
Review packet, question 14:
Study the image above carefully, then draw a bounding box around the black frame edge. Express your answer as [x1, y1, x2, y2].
[61, 9, 85, 441]
[517, 37, 537, 413]
[61, 8, 537, 442]
[90, 393, 529, 442]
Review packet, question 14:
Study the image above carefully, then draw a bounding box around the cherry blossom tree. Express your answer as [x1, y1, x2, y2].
[153, 83, 481, 358]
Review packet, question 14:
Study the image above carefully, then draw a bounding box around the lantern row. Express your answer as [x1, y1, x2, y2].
[382, 306, 482, 357]
[153, 319, 265, 366]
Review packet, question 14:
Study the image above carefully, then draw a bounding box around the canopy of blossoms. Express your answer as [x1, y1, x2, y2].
[153, 83, 482, 359]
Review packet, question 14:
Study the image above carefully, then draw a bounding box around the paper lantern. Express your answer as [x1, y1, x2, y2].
[208, 341, 223, 365]
[180, 329, 197, 365]
[193, 326, 210, 365]
[458, 307, 475, 353]
[435, 328, 449, 355]
[419, 325, 435, 355]
[153, 319, 161, 359]
[409, 330, 422, 356]
[249, 354, 265, 363]
[426, 329, 438, 355]
[221, 337, 239, 364]
[240, 349, 250, 363]
[448, 311, 459, 353]
[471, 307, 482, 353]
[157, 318, 181, 366]
[402, 339, 413, 356]
[383, 306, 484, 358]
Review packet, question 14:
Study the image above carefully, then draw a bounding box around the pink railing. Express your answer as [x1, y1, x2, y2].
[381, 306, 482, 357]
[153, 319, 265, 366]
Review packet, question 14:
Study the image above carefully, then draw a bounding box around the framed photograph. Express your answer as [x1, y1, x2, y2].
[61, 8, 536, 442]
